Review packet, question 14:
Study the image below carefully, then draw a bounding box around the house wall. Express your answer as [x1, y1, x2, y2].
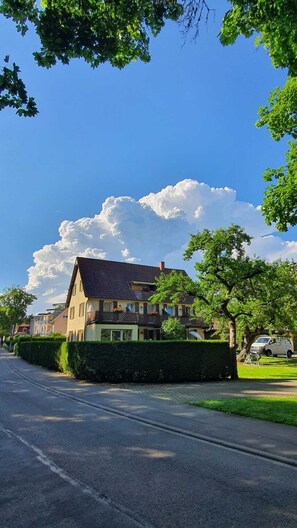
[31, 314, 53, 336]
[66, 264, 201, 341]
[52, 309, 68, 335]
[85, 324, 138, 341]
[67, 269, 87, 340]
[86, 299, 193, 315]
[86, 298, 100, 311]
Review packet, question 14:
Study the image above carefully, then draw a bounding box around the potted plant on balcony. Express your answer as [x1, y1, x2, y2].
[148, 310, 159, 315]
[112, 307, 123, 314]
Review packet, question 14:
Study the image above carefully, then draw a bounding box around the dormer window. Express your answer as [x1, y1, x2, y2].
[129, 281, 156, 292]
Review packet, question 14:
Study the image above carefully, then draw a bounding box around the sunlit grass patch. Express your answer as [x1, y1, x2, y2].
[192, 397, 297, 426]
[238, 356, 297, 380]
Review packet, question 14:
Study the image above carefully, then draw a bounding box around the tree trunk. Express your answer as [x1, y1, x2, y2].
[229, 320, 238, 380]
[237, 332, 256, 362]
[237, 330, 264, 362]
[9, 324, 14, 352]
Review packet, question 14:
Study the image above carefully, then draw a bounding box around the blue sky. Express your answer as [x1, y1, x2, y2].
[1, 3, 296, 311]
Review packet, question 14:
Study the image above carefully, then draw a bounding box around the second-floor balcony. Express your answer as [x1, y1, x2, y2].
[86, 311, 204, 328]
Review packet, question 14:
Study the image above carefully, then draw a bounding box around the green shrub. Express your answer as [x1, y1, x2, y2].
[161, 318, 185, 340]
[17, 339, 230, 382]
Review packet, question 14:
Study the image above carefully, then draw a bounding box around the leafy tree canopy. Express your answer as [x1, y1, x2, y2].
[220, 1, 297, 231]
[0, 307, 10, 335]
[151, 224, 297, 378]
[256, 77, 297, 231]
[0, 286, 36, 336]
[220, 0, 297, 75]
[1, 1, 296, 229]
[0, 0, 182, 116]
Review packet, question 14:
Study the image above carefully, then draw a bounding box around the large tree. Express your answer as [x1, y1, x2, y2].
[150, 224, 297, 379]
[219, 1, 297, 232]
[231, 259, 297, 359]
[256, 77, 297, 231]
[1, 1, 296, 229]
[0, 286, 36, 346]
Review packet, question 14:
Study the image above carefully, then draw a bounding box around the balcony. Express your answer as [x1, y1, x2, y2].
[86, 311, 204, 328]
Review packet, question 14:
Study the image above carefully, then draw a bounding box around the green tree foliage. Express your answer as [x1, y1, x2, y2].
[0, 307, 10, 335]
[151, 224, 297, 378]
[0, 0, 183, 116]
[0, 56, 38, 116]
[256, 77, 297, 231]
[219, 1, 297, 75]
[0, 286, 36, 340]
[235, 259, 297, 359]
[220, 1, 297, 231]
[161, 317, 185, 340]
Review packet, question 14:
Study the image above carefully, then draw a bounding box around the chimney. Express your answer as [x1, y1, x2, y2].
[159, 261, 165, 272]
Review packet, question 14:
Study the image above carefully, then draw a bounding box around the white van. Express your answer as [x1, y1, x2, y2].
[250, 335, 294, 358]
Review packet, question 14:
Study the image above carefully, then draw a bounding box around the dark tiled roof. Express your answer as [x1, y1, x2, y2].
[66, 257, 194, 305]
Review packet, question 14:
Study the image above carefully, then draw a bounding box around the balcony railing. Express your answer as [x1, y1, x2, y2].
[86, 311, 203, 328]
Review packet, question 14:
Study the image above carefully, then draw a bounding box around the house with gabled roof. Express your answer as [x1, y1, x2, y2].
[30, 307, 68, 336]
[65, 257, 207, 342]
[14, 322, 30, 336]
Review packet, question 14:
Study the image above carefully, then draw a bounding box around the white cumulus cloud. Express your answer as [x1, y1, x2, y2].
[26, 179, 297, 313]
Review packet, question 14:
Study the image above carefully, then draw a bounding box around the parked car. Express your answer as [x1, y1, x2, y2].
[250, 335, 294, 358]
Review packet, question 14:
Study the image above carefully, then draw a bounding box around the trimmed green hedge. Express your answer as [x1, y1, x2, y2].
[14, 335, 65, 356]
[16, 340, 230, 382]
[15, 335, 66, 343]
[15, 339, 66, 368]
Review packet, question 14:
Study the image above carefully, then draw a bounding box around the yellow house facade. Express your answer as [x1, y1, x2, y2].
[66, 257, 206, 342]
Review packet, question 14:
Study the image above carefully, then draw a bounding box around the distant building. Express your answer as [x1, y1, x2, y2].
[30, 306, 68, 336]
[50, 307, 68, 334]
[14, 322, 30, 336]
[65, 257, 207, 342]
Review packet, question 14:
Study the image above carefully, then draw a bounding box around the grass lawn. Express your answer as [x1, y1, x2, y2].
[191, 397, 297, 427]
[237, 356, 297, 380]
[190, 357, 297, 426]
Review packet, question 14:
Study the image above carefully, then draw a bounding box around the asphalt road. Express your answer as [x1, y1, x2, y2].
[1, 352, 297, 528]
